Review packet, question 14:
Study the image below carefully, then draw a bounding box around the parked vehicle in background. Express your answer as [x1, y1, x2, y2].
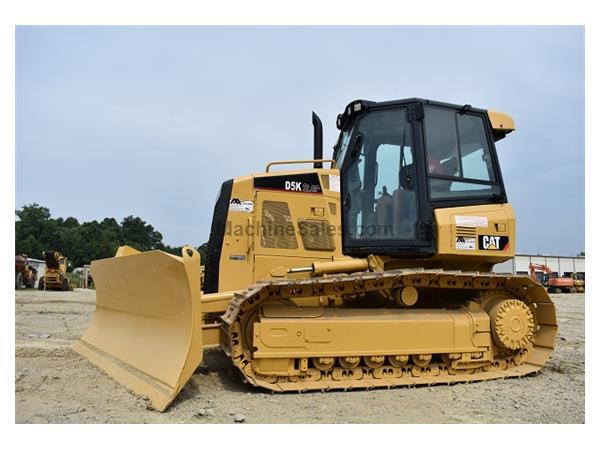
[529, 263, 581, 293]
[73, 265, 94, 289]
[15, 255, 38, 289]
[38, 251, 71, 291]
[568, 272, 585, 293]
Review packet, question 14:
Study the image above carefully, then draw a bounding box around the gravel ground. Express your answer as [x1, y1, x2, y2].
[15, 288, 584, 423]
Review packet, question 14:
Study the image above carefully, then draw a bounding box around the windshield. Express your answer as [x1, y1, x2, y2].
[424, 106, 501, 200]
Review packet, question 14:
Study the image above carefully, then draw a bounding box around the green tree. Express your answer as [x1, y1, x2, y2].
[17, 234, 44, 259]
[120, 216, 163, 250]
[15, 203, 207, 268]
[16, 203, 61, 258]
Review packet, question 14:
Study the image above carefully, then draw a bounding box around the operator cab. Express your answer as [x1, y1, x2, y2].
[333, 98, 511, 258]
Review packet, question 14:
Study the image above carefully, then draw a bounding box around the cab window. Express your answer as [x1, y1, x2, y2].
[424, 106, 500, 200]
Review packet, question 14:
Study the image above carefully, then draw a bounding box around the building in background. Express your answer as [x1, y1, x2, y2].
[494, 254, 585, 277]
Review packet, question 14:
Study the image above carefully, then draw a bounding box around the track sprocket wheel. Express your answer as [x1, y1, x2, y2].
[489, 299, 535, 350]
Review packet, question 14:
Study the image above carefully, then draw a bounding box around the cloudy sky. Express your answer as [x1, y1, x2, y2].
[15, 26, 584, 255]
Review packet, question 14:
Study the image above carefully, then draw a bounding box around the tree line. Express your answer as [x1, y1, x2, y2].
[15, 203, 207, 268]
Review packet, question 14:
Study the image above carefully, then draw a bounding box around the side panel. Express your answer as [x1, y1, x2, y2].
[253, 176, 343, 280]
[434, 203, 515, 266]
[253, 306, 492, 359]
[216, 169, 344, 292]
[204, 179, 233, 293]
[216, 176, 256, 292]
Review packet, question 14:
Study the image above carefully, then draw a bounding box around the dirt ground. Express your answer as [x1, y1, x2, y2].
[15, 288, 585, 424]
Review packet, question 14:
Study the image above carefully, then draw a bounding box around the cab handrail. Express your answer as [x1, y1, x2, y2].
[265, 159, 336, 172]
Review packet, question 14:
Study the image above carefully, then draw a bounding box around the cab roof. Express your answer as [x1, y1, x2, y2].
[336, 98, 514, 141]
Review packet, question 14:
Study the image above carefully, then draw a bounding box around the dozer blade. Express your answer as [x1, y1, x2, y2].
[73, 245, 203, 411]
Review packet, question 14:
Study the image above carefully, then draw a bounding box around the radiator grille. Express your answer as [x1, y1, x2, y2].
[261, 201, 298, 249]
[298, 219, 335, 251]
[456, 226, 477, 237]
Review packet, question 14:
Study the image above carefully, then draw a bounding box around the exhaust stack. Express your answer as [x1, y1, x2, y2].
[312, 112, 323, 168]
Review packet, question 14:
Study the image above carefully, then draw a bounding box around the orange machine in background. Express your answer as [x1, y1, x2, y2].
[529, 263, 584, 293]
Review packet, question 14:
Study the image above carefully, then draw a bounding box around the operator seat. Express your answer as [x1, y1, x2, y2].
[392, 164, 417, 239]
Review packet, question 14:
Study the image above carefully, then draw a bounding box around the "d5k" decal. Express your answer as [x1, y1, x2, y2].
[478, 235, 510, 251]
[285, 181, 303, 191]
[284, 181, 320, 193]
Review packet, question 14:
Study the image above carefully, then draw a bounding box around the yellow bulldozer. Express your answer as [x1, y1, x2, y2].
[74, 98, 557, 411]
[39, 251, 71, 291]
